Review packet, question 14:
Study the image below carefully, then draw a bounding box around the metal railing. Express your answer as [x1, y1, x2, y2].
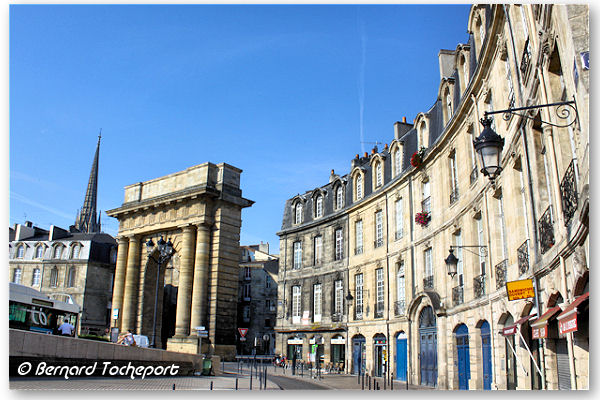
[473, 274, 486, 298]
[517, 240, 530, 275]
[452, 286, 464, 306]
[450, 187, 459, 205]
[394, 300, 406, 317]
[422, 197, 431, 214]
[355, 246, 363, 255]
[470, 166, 478, 185]
[495, 259, 508, 290]
[520, 37, 532, 79]
[423, 275, 434, 290]
[538, 205, 555, 254]
[560, 159, 578, 226]
[374, 238, 384, 248]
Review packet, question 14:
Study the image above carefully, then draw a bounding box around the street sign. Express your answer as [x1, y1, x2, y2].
[506, 279, 535, 301]
[238, 328, 248, 338]
[112, 308, 119, 320]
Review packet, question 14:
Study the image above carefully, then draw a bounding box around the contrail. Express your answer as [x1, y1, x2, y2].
[357, 9, 367, 154]
[10, 191, 73, 221]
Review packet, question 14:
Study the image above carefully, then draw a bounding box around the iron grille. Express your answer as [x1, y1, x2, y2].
[394, 300, 406, 316]
[517, 240, 530, 275]
[473, 274, 486, 298]
[355, 246, 363, 255]
[452, 286, 464, 306]
[470, 166, 478, 185]
[450, 187, 459, 205]
[560, 159, 578, 226]
[374, 238, 384, 248]
[331, 313, 342, 322]
[495, 259, 508, 289]
[520, 38, 532, 79]
[423, 275, 434, 290]
[538, 206, 555, 254]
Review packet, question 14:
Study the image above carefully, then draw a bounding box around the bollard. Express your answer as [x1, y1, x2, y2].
[391, 377, 394, 390]
[376, 381, 380, 390]
[362, 375, 365, 390]
[384, 375, 386, 390]
[250, 370, 253, 390]
[210, 381, 213, 390]
[235, 378, 238, 390]
[368, 375, 371, 390]
[264, 365, 268, 389]
[172, 384, 175, 391]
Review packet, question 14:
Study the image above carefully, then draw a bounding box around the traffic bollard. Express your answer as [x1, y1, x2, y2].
[235, 378, 238, 390]
[172, 384, 175, 391]
[210, 381, 213, 390]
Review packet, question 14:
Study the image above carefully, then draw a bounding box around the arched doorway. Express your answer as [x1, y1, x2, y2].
[419, 306, 437, 387]
[352, 335, 366, 375]
[503, 314, 517, 390]
[479, 321, 492, 390]
[396, 331, 407, 381]
[455, 324, 470, 390]
[373, 333, 387, 377]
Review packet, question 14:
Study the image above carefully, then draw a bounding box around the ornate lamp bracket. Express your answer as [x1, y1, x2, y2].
[484, 96, 579, 129]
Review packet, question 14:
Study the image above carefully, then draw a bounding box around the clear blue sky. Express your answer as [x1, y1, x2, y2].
[9, 4, 471, 252]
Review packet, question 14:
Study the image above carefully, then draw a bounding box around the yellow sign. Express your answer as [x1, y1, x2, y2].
[506, 279, 535, 301]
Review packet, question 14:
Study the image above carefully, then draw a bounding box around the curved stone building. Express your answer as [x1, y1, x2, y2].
[275, 4, 588, 390]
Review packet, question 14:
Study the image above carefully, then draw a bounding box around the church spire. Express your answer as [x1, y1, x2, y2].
[74, 131, 102, 233]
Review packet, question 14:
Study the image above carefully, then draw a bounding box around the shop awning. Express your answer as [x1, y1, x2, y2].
[501, 313, 536, 336]
[557, 292, 589, 335]
[530, 305, 562, 339]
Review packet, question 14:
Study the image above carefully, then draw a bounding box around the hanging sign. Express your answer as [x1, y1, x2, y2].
[506, 279, 535, 301]
[532, 325, 547, 339]
[559, 315, 578, 335]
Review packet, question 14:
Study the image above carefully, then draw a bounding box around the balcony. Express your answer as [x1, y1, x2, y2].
[470, 166, 478, 185]
[423, 275, 434, 290]
[560, 159, 578, 226]
[355, 246, 363, 255]
[374, 304, 384, 319]
[538, 206, 555, 254]
[449, 187, 459, 205]
[520, 38, 532, 81]
[354, 308, 363, 320]
[473, 274, 486, 298]
[517, 240, 530, 275]
[452, 286, 464, 306]
[374, 238, 384, 248]
[421, 197, 431, 214]
[495, 259, 507, 290]
[394, 300, 406, 317]
[331, 313, 343, 322]
[395, 230, 403, 240]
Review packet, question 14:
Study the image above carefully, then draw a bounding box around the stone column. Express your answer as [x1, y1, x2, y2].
[111, 236, 129, 329]
[121, 236, 141, 333]
[190, 223, 211, 332]
[174, 225, 196, 337]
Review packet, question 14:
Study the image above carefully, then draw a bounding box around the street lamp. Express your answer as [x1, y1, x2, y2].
[444, 246, 488, 278]
[473, 117, 505, 183]
[146, 235, 174, 348]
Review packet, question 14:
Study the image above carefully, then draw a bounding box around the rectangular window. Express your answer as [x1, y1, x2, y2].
[355, 273, 363, 320]
[395, 198, 403, 239]
[334, 280, 343, 316]
[315, 196, 323, 218]
[243, 305, 250, 322]
[314, 236, 323, 265]
[292, 286, 301, 323]
[396, 262, 405, 315]
[244, 267, 251, 280]
[356, 175, 363, 200]
[477, 217, 486, 276]
[335, 228, 343, 260]
[336, 187, 343, 209]
[293, 241, 302, 269]
[243, 283, 251, 300]
[355, 220, 363, 255]
[498, 195, 508, 259]
[422, 181, 431, 214]
[424, 247, 433, 288]
[450, 153, 459, 203]
[375, 211, 383, 248]
[394, 149, 402, 177]
[456, 232, 464, 287]
[376, 268, 384, 317]
[266, 275, 271, 288]
[313, 283, 322, 322]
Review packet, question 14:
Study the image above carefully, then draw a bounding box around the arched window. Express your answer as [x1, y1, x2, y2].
[35, 245, 44, 259]
[67, 267, 76, 288]
[70, 244, 80, 259]
[53, 245, 63, 259]
[419, 121, 428, 148]
[12, 268, 22, 284]
[356, 175, 363, 200]
[16, 245, 25, 259]
[32, 268, 41, 286]
[315, 195, 323, 218]
[394, 148, 402, 177]
[294, 203, 303, 225]
[335, 186, 344, 210]
[446, 90, 453, 122]
[50, 267, 59, 287]
[375, 163, 383, 188]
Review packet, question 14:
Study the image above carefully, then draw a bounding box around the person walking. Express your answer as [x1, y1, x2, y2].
[58, 317, 75, 336]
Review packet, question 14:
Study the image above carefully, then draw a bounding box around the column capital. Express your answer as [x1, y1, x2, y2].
[116, 236, 130, 244]
[178, 224, 197, 232]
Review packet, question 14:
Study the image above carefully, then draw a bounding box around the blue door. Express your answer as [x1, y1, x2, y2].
[456, 324, 470, 390]
[396, 332, 407, 381]
[419, 306, 437, 387]
[352, 337, 366, 375]
[480, 321, 492, 390]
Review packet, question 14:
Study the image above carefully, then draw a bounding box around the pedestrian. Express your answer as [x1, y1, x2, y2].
[57, 317, 75, 336]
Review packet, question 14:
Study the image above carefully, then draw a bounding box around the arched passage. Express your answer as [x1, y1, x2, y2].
[479, 321, 492, 390]
[419, 306, 437, 387]
[455, 324, 470, 390]
[395, 331, 408, 381]
[351, 334, 366, 375]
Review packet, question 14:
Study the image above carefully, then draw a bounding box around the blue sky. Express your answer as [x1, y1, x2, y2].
[9, 4, 471, 251]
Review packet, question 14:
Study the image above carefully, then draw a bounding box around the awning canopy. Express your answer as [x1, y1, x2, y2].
[501, 313, 536, 336]
[557, 292, 589, 335]
[530, 305, 562, 339]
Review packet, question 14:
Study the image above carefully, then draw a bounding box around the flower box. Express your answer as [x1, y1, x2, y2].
[410, 147, 427, 168]
[415, 211, 431, 226]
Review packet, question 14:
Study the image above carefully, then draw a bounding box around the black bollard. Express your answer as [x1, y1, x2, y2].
[250, 370, 253, 390]
[384, 375, 386, 390]
[362, 374, 365, 390]
[264, 365, 268, 389]
[368, 375, 371, 390]
[172, 384, 175, 391]
[210, 381, 214, 390]
[235, 378, 238, 390]
[391, 376, 394, 390]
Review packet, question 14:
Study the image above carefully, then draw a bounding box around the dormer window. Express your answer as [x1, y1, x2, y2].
[335, 186, 344, 210]
[53, 245, 63, 259]
[356, 175, 363, 200]
[394, 148, 402, 177]
[294, 203, 303, 225]
[70, 244, 81, 259]
[315, 195, 323, 218]
[16, 244, 25, 259]
[35, 245, 44, 259]
[375, 163, 383, 188]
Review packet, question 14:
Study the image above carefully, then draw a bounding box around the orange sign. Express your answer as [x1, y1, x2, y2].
[506, 279, 535, 301]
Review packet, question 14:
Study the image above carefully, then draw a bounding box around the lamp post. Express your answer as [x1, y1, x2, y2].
[146, 236, 174, 348]
[444, 246, 488, 278]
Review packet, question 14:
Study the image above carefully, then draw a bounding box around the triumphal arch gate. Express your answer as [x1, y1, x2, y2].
[106, 162, 253, 357]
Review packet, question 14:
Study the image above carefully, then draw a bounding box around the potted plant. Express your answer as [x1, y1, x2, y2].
[410, 147, 427, 168]
[415, 211, 431, 227]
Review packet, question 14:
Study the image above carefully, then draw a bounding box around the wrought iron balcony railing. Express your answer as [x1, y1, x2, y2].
[517, 240, 530, 275]
[473, 274, 486, 298]
[395, 230, 403, 240]
[560, 159, 578, 226]
[375, 303, 384, 318]
[452, 286, 464, 306]
[450, 187, 459, 205]
[538, 206, 555, 254]
[355, 246, 363, 255]
[422, 197, 431, 214]
[374, 238, 384, 248]
[354, 307, 363, 320]
[394, 300, 406, 317]
[520, 37, 532, 80]
[423, 275, 434, 290]
[470, 166, 478, 185]
[331, 313, 342, 322]
[495, 259, 508, 290]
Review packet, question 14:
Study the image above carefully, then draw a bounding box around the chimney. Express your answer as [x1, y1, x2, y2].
[402, 116, 407, 123]
[364, 152, 368, 158]
[394, 121, 401, 140]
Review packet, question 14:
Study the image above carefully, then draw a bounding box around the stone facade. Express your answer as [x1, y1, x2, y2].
[9, 222, 117, 335]
[237, 243, 278, 355]
[275, 4, 588, 390]
[106, 162, 253, 359]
